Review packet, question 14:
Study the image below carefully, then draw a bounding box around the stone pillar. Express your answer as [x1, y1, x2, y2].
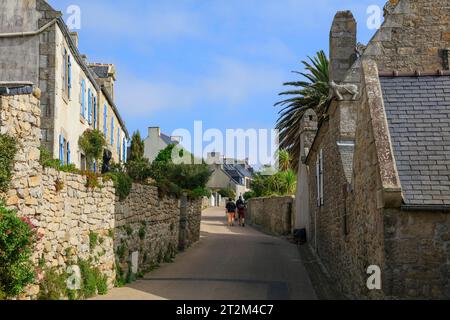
[329, 11, 357, 83]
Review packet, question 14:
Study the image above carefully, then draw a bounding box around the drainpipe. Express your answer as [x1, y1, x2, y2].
[0, 19, 58, 38]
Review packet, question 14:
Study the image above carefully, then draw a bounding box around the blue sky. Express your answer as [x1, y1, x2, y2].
[49, 0, 385, 156]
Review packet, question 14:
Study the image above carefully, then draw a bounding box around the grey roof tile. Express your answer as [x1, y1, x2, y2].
[380, 76, 450, 206]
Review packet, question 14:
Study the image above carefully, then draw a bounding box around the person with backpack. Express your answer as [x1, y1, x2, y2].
[236, 196, 246, 227]
[225, 198, 237, 227]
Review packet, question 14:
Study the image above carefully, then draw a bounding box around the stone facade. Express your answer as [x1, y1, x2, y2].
[0, 0, 129, 169]
[302, 0, 450, 299]
[0, 92, 203, 299]
[247, 196, 294, 236]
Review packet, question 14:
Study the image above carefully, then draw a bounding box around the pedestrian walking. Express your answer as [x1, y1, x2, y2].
[225, 198, 237, 227]
[236, 196, 246, 227]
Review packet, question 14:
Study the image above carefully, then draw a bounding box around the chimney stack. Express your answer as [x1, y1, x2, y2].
[70, 32, 79, 48]
[329, 11, 357, 83]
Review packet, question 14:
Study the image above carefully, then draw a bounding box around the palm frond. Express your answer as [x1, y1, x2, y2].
[274, 50, 330, 171]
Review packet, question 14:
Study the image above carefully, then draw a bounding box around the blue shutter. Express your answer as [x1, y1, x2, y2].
[93, 96, 97, 129]
[59, 135, 64, 166]
[110, 117, 114, 145]
[117, 128, 120, 154]
[87, 88, 92, 123]
[81, 80, 86, 117]
[67, 142, 71, 164]
[103, 104, 107, 137]
[122, 138, 127, 163]
[68, 55, 72, 98]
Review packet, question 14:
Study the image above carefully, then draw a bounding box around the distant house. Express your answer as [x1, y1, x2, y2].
[143, 127, 182, 163]
[206, 152, 253, 205]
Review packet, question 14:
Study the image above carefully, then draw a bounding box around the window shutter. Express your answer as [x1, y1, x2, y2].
[59, 135, 64, 166]
[67, 142, 71, 164]
[87, 88, 92, 123]
[319, 149, 324, 206]
[123, 138, 127, 162]
[68, 55, 72, 98]
[103, 105, 107, 137]
[111, 117, 114, 145]
[81, 80, 86, 117]
[316, 157, 320, 207]
[93, 96, 97, 129]
[117, 128, 120, 154]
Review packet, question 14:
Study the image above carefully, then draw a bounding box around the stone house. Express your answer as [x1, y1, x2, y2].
[206, 152, 253, 204]
[297, 0, 450, 299]
[144, 127, 182, 163]
[0, 0, 129, 169]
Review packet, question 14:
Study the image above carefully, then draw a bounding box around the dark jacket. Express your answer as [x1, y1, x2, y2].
[226, 201, 237, 213]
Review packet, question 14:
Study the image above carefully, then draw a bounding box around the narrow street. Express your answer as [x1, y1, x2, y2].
[94, 207, 317, 300]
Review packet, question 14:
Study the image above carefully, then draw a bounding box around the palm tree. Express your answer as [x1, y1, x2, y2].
[275, 50, 330, 171]
[277, 149, 292, 172]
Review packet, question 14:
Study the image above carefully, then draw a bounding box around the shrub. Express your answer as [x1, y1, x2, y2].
[78, 129, 106, 164]
[96, 273, 108, 295]
[0, 203, 37, 298]
[218, 188, 236, 200]
[243, 191, 256, 201]
[77, 258, 107, 299]
[129, 131, 145, 161]
[89, 231, 98, 251]
[138, 226, 146, 240]
[83, 171, 101, 189]
[0, 134, 17, 193]
[38, 267, 67, 300]
[104, 172, 133, 201]
[125, 159, 151, 182]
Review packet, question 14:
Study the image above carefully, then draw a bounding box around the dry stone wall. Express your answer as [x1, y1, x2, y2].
[0, 92, 203, 299]
[247, 196, 294, 236]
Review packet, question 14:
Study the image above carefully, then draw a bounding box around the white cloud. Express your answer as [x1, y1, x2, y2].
[115, 57, 284, 117]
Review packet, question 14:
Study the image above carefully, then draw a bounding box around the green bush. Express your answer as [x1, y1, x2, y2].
[218, 188, 236, 200]
[89, 231, 98, 251]
[125, 159, 151, 182]
[39, 147, 79, 174]
[104, 171, 133, 201]
[138, 226, 146, 240]
[243, 191, 256, 201]
[0, 134, 17, 193]
[77, 258, 107, 299]
[38, 267, 67, 300]
[78, 129, 106, 164]
[0, 203, 37, 298]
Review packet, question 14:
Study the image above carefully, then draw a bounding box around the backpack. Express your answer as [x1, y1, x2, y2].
[237, 200, 245, 210]
[227, 202, 236, 212]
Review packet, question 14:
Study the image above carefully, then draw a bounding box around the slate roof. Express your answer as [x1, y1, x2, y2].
[160, 133, 179, 145]
[380, 76, 450, 206]
[90, 65, 110, 78]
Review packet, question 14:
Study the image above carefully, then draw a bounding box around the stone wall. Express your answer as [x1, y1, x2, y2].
[114, 184, 180, 275]
[365, 0, 450, 72]
[247, 196, 294, 236]
[1, 92, 116, 297]
[1, 92, 203, 299]
[384, 208, 450, 298]
[114, 186, 202, 278]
